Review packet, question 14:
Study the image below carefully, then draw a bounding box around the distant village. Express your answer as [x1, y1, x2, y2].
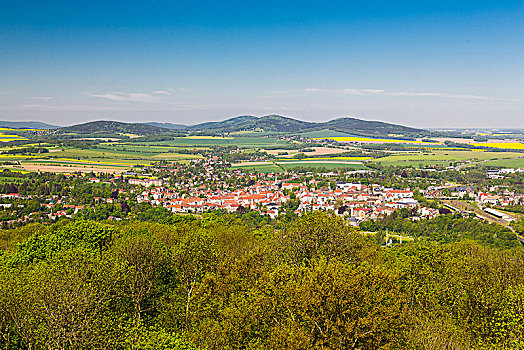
[0, 156, 523, 229]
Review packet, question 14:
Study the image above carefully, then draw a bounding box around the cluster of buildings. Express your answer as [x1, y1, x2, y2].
[134, 175, 439, 224]
[477, 190, 524, 207]
[487, 168, 524, 179]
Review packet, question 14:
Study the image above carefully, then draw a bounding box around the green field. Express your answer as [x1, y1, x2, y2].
[26, 159, 130, 167]
[0, 175, 27, 183]
[278, 162, 368, 171]
[230, 163, 283, 173]
[372, 150, 523, 167]
[108, 144, 209, 152]
[481, 158, 524, 168]
[298, 129, 355, 138]
[149, 136, 288, 147]
[29, 145, 203, 164]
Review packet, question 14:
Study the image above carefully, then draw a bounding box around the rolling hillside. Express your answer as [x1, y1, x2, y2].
[187, 115, 428, 136]
[0, 121, 58, 129]
[60, 115, 429, 138]
[189, 115, 259, 130]
[145, 122, 188, 130]
[323, 117, 428, 137]
[58, 121, 169, 136]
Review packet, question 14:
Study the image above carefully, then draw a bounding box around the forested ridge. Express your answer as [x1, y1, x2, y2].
[1, 212, 524, 349]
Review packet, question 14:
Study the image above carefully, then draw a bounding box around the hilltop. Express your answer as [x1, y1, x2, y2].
[152, 115, 429, 137]
[52, 115, 429, 138]
[144, 122, 188, 130]
[57, 121, 168, 136]
[323, 117, 427, 137]
[0, 121, 58, 129]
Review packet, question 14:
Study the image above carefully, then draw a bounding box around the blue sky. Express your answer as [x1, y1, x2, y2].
[1, 1, 523, 127]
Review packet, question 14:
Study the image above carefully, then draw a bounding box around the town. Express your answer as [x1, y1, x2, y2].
[1, 154, 523, 236]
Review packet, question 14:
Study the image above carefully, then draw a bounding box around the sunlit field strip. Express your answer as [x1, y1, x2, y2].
[492, 133, 524, 137]
[0, 154, 40, 158]
[0, 133, 26, 137]
[0, 143, 55, 151]
[177, 136, 234, 140]
[32, 158, 136, 166]
[313, 136, 442, 145]
[111, 144, 208, 150]
[26, 160, 129, 168]
[279, 157, 373, 161]
[472, 142, 524, 150]
[0, 168, 30, 174]
[0, 137, 28, 141]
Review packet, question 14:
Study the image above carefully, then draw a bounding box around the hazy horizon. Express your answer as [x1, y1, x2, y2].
[1, 1, 523, 128]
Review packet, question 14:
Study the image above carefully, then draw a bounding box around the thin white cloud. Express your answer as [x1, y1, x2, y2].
[152, 90, 171, 95]
[304, 87, 523, 102]
[0, 101, 256, 112]
[30, 96, 55, 101]
[304, 88, 327, 93]
[89, 90, 175, 103]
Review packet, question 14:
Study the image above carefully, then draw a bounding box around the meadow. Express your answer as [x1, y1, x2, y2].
[0, 132, 522, 174]
[278, 162, 368, 171]
[372, 150, 523, 167]
[229, 162, 282, 173]
[154, 136, 287, 147]
[0, 141, 205, 173]
[481, 158, 524, 168]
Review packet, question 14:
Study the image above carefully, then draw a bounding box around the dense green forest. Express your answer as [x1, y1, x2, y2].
[1, 212, 524, 349]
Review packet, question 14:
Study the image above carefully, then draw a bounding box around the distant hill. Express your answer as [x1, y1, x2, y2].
[145, 122, 188, 130]
[189, 115, 259, 130]
[62, 115, 429, 138]
[179, 114, 428, 137]
[252, 115, 318, 132]
[0, 121, 58, 129]
[323, 117, 428, 137]
[58, 121, 169, 136]
[185, 115, 318, 133]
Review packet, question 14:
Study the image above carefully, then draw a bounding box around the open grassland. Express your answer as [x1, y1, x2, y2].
[110, 144, 210, 152]
[229, 163, 282, 173]
[298, 129, 355, 138]
[150, 153, 202, 159]
[7, 164, 127, 174]
[372, 150, 523, 166]
[0, 143, 55, 151]
[183, 135, 234, 139]
[481, 158, 524, 168]
[0, 175, 27, 183]
[266, 147, 350, 157]
[230, 161, 368, 172]
[278, 162, 368, 170]
[153, 136, 287, 147]
[0, 143, 204, 173]
[27, 159, 130, 167]
[44, 146, 201, 163]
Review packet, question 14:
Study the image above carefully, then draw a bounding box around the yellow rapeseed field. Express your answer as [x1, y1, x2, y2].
[313, 136, 439, 145]
[472, 142, 524, 150]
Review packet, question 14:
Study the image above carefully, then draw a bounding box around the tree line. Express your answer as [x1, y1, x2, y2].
[1, 212, 524, 349]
